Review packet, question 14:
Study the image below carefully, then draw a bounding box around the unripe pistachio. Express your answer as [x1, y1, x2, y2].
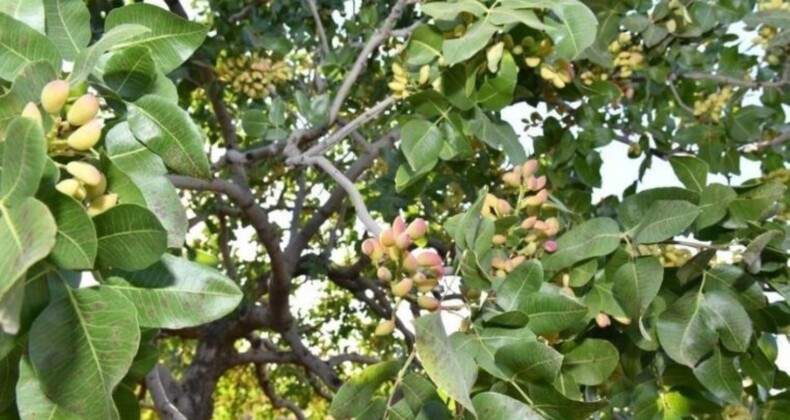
[502, 171, 521, 187]
[395, 232, 411, 250]
[405, 218, 426, 240]
[55, 179, 81, 198]
[491, 257, 506, 270]
[495, 199, 512, 216]
[41, 80, 70, 114]
[552, 76, 566, 89]
[392, 63, 405, 76]
[362, 238, 379, 256]
[419, 65, 430, 85]
[374, 320, 395, 336]
[522, 159, 539, 178]
[492, 234, 507, 245]
[377, 266, 392, 282]
[402, 252, 418, 273]
[539, 65, 555, 80]
[521, 216, 537, 229]
[387, 246, 400, 261]
[666, 19, 677, 33]
[416, 277, 438, 294]
[524, 189, 548, 206]
[417, 295, 440, 311]
[67, 120, 102, 151]
[86, 193, 118, 217]
[544, 217, 560, 237]
[428, 265, 444, 280]
[596, 313, 611, 328]
[21, 102, 42, 126]
[391, 278, 413, 297]
[392, 215, 406, 235]
[379, 228, 396, 247]
[525, 57, 541, 68]
[524, 241, 538, 256]
[543, 240, 558, 253]
[66, 161, 102, 186]
[67, 94, 100, 126]
[495, 269, 507, 278]
[415, 251, 442, 267]
[510, 255, 526, 268]
[612, 315, 632, 325]
[85, 173, 107, 200]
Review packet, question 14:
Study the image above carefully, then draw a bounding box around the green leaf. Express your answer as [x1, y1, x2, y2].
[542, 0, 599, 59]
[669, 155, 709, 193]
[729, 182, 786, 222]
[402, 373, 442, 413]
[242, 109, 268, 137]
[495, 259, 543, 312]
[40, 189, 97, 270]
[93, 204, 167, 271]
[127, 95, 211, 179]
[0, 198, 56, 330]
[105, 4, 208, 74]
[105, 254, 242, 329]
[562, 339, 619, 385]
[523, 292, 587, 334]
[105, 122, 188, 248]
[726, 105, 774, 143]
[574, 151, 603, 188]
[43, 0, 91, 61]
[113, 384, 140, 420]
[612, 257, 663, 321]
[472, 392, 542, 419]
[692, 349, 742, 404]
[0, 12, 60, 81]
[0, 0, 45, 33]
[657, 288, 717, 367]
[443, 21, 498, 66]
[16, 356, 80, 420]
[542, 218, 621, 272]
[70, 24, 151, 85]
[568, 259, 598, 287]
[28, 285, 139, 420]
[743, 230, 782, 274]
[406, 24, 443, 66]
[420, 0, 487, 20]
[478, 52, 518, 111]
[696, 184, 736, 230]
[631, 200, 700, 245]
[704, 289, 752, 353]
[618, 187, 699, 230]
[495, 340, 563, 383]
[103, 45, 157, 100]
[401, 119, 442, 172]
[1, 117, 46, 206]
[329, 360, 400, 419]
[470, 108, 526, 164]
[414, 313, 477, 416]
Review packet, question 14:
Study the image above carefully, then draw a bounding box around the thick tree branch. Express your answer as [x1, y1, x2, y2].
[303, 0, 330, 56]
[305, 96, 395, 157]
[681, 71, 790, 88]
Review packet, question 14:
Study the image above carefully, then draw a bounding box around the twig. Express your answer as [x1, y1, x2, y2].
[741, 130, 790, 152]
[667, 76, 695, 114]
[297, 155, 383, 236]
[304, 0, 330, 56]
[384, 350, 417, 420]
[254, 364, 307, 420]
[659, 239, 730, 250]
[681, 71, 789, 89]
[328, 353, 380, 367]
[328, 0, 413, 124]
[228, 0, 269, 23]
[306, 96, 395, 156]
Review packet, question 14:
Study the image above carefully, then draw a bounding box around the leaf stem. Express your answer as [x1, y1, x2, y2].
[384, 349, 417, 419]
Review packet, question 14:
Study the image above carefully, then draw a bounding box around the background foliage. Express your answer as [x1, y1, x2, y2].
[0, 0, 789, 419]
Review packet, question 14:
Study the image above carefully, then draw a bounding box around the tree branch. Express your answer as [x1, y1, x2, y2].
[303, 0, 330, 56]
[305, 96, 395, 157]
[146, 364, 189, 420]
[680, 71, 790, 89]
[254, 364, 307, 420]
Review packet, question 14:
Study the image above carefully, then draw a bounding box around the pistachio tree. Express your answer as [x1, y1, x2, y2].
[1, 0, 789, 419]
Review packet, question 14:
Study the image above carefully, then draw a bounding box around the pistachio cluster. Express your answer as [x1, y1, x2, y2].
[216, 53, 292, 100]
[519, 36, 554, 70]
[630, 244, 692, 268]
[26, 80, 117, 216]
[608, 32, 645, 79]
[361, 216, 445, 336]
[538, 60, 573, 89]
[692, 86, 733, 122]
[484, 159, 561, 280]
[664, 0, 693, 34]
[388, 62, 431, 99]
[579, 67, 611, 86]
[754, 1, 788, 65]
